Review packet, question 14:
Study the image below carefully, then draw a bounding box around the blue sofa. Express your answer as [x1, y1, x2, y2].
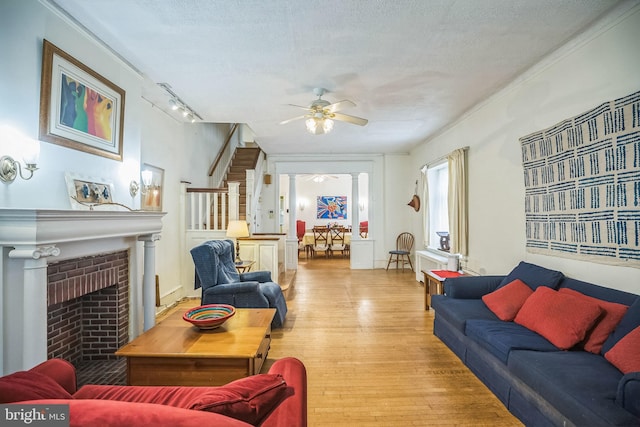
[432, 262, 640, 427]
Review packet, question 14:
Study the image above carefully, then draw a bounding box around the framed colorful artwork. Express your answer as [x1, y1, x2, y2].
[317, 196, 348, 219]
[39, 39, 125, 161]
[65, 172, 115, 210]
[141, 164, 164, 211]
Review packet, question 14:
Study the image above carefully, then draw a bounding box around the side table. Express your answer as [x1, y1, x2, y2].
[423, 269, 465, 310]
[235, 260, 255, 273]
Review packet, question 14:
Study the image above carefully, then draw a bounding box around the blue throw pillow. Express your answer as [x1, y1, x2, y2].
[498, 261, 564, 290]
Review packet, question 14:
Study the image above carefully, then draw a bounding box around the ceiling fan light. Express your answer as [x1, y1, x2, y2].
[322, 118, 334, 133]
[305, 117, 318, 134]
[305, 117, 333, 135]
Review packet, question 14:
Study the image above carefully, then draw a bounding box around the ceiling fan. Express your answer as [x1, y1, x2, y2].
[280, 88, 368, 135]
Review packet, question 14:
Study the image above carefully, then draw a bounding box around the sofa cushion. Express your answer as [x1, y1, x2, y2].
[430, 295, 498, 332]
[498, 261, 564, 290]
[514, 287, 602, 350]
[189, 374, 287, 425]
[508, 350, 635, 427]
[605, 326, 640, 374]
[21, 399, 251, 427]
[559, 288, 629, 354]
[602, 298, 640, 354]
[482, 279, 533, 321]
[465, 320, 558, 364]
[0, 370, 74, 403]
[617, 372, 640, 419]
[76, 374, 286, 426]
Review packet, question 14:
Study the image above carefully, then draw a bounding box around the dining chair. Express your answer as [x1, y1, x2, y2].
[329, 227, 348, 258]
[359, 221, 369, 238]
[311, 226, 330, 258]
[386, 232, 414, 271]
[296, 220, 308, 257]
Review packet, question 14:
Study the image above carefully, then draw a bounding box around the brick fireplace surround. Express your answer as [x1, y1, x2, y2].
[0, 209, 164, 378]
[47, 251, 130, 384]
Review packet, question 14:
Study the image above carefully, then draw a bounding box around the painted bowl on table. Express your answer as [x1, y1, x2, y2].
[183, 304, 236, 330]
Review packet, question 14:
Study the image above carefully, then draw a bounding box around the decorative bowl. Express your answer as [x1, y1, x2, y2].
[183, 304, 236, 330]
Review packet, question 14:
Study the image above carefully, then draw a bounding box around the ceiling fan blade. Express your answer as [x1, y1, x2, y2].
[279, 115, 308, 125]
[326, 100, 356, 113]
[331, 112, 368, 126]
[287, 104, 313, 111]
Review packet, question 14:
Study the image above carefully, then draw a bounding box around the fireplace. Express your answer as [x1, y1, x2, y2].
[0, 209, 164, 376]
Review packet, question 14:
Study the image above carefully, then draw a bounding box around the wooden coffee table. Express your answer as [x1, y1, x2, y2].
[115, 308, 275, 386]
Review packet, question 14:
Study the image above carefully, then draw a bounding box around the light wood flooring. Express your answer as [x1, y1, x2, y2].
[165, 257, 523, 426]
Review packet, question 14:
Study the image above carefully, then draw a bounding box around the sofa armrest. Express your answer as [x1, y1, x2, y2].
[205, 282, 260, 295]
[241, 271, 272, 283]
[443, 276, 504, 299]
[29, 358, 77, 395]
[262, 357, 307, 427]
[617, 371, 640, 418]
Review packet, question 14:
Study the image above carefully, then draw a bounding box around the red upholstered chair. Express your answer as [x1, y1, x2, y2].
[359, 221, 369, 238]
[296, 220, 307, 256]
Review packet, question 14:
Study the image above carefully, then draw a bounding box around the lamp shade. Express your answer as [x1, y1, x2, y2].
[226, 220, 249, 238]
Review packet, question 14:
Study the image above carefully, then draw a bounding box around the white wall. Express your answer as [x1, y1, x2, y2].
[282, 174, 369, 231]
[0, 0, 143, 209]
[0, 1, 228, 309]
[409, 4, 640, 293]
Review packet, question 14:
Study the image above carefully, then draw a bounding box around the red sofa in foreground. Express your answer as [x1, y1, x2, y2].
[0, 357, 307, 426]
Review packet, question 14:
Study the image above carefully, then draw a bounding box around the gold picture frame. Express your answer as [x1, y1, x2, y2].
[39, 39, 125, 161]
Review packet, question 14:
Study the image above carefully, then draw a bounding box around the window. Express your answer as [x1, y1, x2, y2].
[420, 147, 468, 256]
[426, 161, 449, 251]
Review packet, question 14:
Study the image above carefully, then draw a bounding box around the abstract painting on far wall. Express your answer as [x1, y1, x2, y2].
[317, 196, 347, 219]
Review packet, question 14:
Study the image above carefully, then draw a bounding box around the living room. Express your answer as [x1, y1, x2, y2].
[1, 0, 639, 425]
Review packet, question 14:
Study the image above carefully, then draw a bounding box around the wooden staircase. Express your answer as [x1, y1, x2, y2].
[221, 147, 261, 221]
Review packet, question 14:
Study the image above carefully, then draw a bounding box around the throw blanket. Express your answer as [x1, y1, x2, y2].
[520, 90, 640, 268]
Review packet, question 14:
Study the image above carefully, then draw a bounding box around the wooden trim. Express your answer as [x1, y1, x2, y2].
[208, 123, 239, 177]
[186, 188, 228, 193]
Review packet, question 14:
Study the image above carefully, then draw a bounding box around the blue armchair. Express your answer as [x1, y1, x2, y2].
[190, 239, 287, 328]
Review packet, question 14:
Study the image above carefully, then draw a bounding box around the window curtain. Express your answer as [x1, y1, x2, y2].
[447, 147, 468, 256]
[419, 166, 429, 248]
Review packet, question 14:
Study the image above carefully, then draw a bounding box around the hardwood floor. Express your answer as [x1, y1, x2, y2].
[167, 257, 523, 426]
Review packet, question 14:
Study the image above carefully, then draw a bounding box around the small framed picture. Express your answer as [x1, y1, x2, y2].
[65, 172, 115, 210]
[141, 164, 164, 211]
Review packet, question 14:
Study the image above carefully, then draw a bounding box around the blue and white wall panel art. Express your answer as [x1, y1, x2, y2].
[520, 90, 640, 268]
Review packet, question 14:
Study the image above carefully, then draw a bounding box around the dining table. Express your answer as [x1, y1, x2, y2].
[302, 231, 352, 246]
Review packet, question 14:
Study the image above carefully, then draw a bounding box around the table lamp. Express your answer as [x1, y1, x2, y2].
[226, 220, 249, 264]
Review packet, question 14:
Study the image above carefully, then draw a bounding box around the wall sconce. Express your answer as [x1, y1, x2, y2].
[298, 199, 306, 211]
[129, 169, 155, 197]
[0, 125, 40, 183]
[359, 199, 366, 211]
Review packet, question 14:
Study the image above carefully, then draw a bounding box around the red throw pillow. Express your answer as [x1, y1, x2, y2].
[559, 288, 629, 354]
[0, 370, 73, 403]
[605, 326, 640, 374]
[514, 287, 603, 350]
[482, 279, 533, 321]
[188, 374, 287, 425]
[76, 373, 287, 425]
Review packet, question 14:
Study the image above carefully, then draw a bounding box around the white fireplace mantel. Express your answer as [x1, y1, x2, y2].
[0, 208, 165, 375]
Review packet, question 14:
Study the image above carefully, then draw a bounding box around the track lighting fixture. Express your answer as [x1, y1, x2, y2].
[157, 83, 203, 123]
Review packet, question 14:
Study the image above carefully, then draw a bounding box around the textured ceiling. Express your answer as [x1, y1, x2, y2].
[50, 0, 625, 155]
